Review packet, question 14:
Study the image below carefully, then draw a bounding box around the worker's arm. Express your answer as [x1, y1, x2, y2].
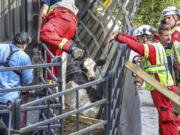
[37, 3, 49, 44]
[21, 56, 33, 85]
[115, 34, 145, 56]
[105, 30, 137, 45]
[106, 32, 156, 64]
[123, 33, 137, 41]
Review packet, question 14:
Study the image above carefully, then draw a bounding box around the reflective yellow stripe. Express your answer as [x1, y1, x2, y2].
[178, 127, 180, 131]
[98, 0, 113, 9]
[144, 44, 149, 58]
[58, 38, 68, 50]
[174, 41, 180, 64]
[47, 2, 61, 14]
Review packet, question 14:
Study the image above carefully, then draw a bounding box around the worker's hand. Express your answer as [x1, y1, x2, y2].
[105, 30, 121, 45]
[71, 47, 85, 60]
[135, 82, 142, 95]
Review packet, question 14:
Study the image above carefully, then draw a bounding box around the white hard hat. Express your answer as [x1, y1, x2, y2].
[162, 6, 179, 16]
[134, 25, 152, 36]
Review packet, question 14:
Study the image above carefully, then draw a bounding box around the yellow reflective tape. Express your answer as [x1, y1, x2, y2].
[99, 0, 113, 9]
[58, 38, 68, 50]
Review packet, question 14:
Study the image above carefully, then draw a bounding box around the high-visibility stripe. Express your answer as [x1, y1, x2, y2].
[178, 127, 180, 130]
[58, 38, 68, 50]
[98, 0, 113, 9]
[174, 41, 180, 64]
[144, 64, 168, 69]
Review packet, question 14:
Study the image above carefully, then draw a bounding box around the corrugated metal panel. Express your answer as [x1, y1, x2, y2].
[0, 0, 26, 41]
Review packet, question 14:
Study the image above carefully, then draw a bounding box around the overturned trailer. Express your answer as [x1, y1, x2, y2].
[0, 0, 141, 134]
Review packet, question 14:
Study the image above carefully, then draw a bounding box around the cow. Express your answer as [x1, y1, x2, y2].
[65, 58, 105, 118]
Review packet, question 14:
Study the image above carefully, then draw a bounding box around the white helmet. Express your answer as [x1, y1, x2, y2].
[133, 25, 152, 36]
[162, 6, 179, 16]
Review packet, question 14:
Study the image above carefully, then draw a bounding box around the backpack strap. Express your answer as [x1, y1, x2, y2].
[0, 46, 22, 84]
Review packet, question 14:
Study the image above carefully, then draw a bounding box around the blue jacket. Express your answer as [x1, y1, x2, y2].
[0, 43, 33, 103]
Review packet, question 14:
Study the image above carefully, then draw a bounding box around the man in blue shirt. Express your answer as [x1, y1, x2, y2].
[0, 32, 33, 127]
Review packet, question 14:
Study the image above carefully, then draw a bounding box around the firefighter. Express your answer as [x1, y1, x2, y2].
[37, 0, 85, 79]
[106, 24, 178, 135]
[162, 6, 180, 85]
[110, 25, 157, 93]
[132, 25, 156, 93]
[162, 6, 180, 131]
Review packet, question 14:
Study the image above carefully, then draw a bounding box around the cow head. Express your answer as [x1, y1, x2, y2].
[66, 57, 105, 81]
[83, 58, 105, 81]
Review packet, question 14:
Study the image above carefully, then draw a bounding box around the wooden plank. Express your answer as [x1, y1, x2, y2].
[125, 61, 180, 106]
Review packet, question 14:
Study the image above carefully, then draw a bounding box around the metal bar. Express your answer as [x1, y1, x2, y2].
[0, 83, 59, 93]
[57, 58, 63, 135]
[0, 63, 60, 72]
[20, 78, 106, 109]
[70, 121, 107, 135]
[21, 104, 61, 112]
[41, 43, 55, 58]
[0, 109, 9, 113]
[20, 99, 107, 133]
[39, 56, 58, 82]
[76, 90, 79, 131]
[40, 76, 59, 103]
[104, 76, 109, 135]
[35, 124, 61, 131]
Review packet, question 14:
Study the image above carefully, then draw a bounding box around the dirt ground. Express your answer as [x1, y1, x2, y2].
[63, 106, 104, 135]
[64, 118, 104, 135]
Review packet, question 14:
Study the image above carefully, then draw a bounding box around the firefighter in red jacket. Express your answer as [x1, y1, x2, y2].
[111, 25, 158, 93]
[38, 0, 84, 79]
[162, 6, 180, 42]
[162, 6, 180, 131]
[106, 24, 179, 135]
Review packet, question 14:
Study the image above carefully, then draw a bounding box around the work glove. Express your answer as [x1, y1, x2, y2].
[69, 46, 85, 59]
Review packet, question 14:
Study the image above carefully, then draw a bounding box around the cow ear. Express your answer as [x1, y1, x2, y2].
[96, 59, 105, 66]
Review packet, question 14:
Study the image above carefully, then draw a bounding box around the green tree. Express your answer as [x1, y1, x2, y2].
[133, 0, 180, 28]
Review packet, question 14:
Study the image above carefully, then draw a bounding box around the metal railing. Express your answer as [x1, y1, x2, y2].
[0, 43, 130, 135]
[0, 0, 141, 134]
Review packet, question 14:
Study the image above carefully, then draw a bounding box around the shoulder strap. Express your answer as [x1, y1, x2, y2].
[0, 46, 22, 83]
[6, 46, 19, 64]
[0, 46, 19, 66]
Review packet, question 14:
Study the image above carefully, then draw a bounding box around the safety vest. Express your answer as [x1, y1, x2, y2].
[47, 1, 78, 15]
[142, 42, 174, 91]
[173, 41, 180, 64]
